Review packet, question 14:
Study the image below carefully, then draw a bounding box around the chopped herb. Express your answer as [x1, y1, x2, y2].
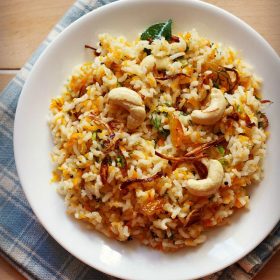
[218, 158, 228, 167]
[151, 114, 161, 130]
[213, 81, 220, 89]
[160, 129, 170, 139]
[180, 111, 189, 116]
[92, 131, 97, 141]
[185, 44, 189, 52]
[116, 155, 125, 168]
[177, 57, 188, 67]
[216, 145, 225, 156]
[164, 102, 172, 107]
[92, 129, 102, 141]
[150, 112, 170, 139]
[236, 105, 243, 113]
[140, 19, 172, 41]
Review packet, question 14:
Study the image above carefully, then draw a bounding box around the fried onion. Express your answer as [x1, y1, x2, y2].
[120, 172, 164, 190]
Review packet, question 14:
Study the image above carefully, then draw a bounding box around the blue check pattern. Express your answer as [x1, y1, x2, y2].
[0, 0, 279, 279]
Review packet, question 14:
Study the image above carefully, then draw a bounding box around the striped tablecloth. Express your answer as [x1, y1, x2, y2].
[0, 0, 279, 279]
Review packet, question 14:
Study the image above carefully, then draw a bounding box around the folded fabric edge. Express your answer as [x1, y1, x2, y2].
[237, 221, 280, 275]
[0, 249, 34, 280]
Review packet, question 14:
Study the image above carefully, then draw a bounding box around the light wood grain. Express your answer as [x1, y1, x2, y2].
[255, 251, 280, 280]
[205, 0, 280, 55]
[0, 0, 279, 279]
[0, 74, 15, 92]
[0, 0, 279, 69]
[0, 256, 26, 280]
[0, 0, 74, 68]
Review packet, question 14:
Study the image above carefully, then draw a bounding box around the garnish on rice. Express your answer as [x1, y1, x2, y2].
[49, 22, 269, 251]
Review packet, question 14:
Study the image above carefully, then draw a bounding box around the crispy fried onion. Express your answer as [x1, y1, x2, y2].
[100, 155, 110, 185]
[227, 112, 239, 121]
[139, 199, 165, 216]
[84, 44, 101, 56]
[170, 35, 180, 43]
[181, 209, 201, 226]
[155, 151, 205, 162]
[99, 140, 127, 186]
[155, 73, 189, 80]
[260, 99, 273, 104]
[183, 136, 225, 157]
[156, 136, 225, 162]
[78, 85, 87, 97]
[259, 113, 269, 129]
[244, 114, 255, 128]
[120, 172, 164, 190]
[205, 67, 239, 94]
[89, 114, 116, 152]
[193, 161, 208, 179]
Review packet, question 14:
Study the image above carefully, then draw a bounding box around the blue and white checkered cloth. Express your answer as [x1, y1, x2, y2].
[0, 0, 279, 279]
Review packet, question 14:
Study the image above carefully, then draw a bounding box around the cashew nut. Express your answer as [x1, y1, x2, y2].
[140, 55, 156, 72]
[186, 159, 224, 196]
[191, 88, 227, 125]
[141, 55, 170, 72]
[139, 55, 172, 71]
[155, 56, 171, 70]
[107, 87, 146, 130]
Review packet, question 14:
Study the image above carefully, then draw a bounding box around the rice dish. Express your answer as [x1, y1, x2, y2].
[49, 27, 269, 251]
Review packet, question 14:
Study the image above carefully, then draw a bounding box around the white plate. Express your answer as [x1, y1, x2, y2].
[14, 0, 280, 279]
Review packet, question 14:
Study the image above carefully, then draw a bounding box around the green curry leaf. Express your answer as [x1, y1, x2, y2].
[140, 19, 172, 41]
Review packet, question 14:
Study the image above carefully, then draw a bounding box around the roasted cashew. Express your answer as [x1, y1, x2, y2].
[186, 159, 224, 196]
[140, 55, 156, 71]
[107, 87, 146, 130]
[140, 55, 173, 71]
[140, 55, 170, 71]
[155, 57, 171, 70]
[191, 88, 227, 125]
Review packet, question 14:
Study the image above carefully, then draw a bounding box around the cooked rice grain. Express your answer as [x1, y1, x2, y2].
[49, 30, 268, 251]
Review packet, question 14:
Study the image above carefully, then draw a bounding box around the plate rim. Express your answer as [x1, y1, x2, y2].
[13, 0, 280, 279]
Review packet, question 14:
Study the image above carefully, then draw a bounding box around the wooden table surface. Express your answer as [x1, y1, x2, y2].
[0, 0, 279, 279]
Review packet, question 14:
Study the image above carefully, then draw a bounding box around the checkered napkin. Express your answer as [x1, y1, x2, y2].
[0, 0, 279, 279]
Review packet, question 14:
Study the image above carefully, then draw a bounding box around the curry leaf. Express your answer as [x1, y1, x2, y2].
[140, 19, 172, 41]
